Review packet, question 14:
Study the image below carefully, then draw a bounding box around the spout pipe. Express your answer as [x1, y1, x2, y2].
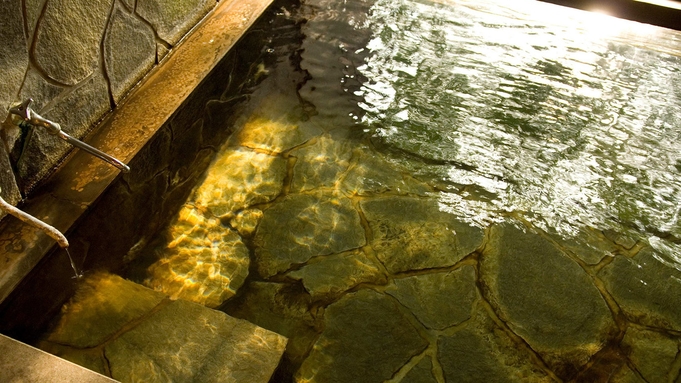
[0, 192, 69, 248]
[58, 131, 131, 173]
[9, 98, 130, 173]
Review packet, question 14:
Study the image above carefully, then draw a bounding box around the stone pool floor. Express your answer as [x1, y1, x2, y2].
[51, 59, 679, 382]
[38, 30, 681, 383]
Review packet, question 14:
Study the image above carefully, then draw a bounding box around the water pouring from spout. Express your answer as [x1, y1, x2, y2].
[0, 187, 81, 278]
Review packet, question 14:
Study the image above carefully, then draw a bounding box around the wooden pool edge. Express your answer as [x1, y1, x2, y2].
[0, 0, 275, 305]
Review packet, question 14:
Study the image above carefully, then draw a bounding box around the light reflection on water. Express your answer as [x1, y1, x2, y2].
[357, 0, 681, 250]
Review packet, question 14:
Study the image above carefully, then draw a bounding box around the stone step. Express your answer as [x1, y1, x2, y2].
[37, 272, 287, 383]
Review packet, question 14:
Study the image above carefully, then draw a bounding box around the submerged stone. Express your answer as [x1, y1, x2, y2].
[254, 193, 365, 278]
[480, 223, 616, 377]
[43, 272, 166, 348]
[401, 356, 438, 383]
[599, 247, 681, 331]
[438, 307, 552, 382]
[295, 289, 428, 383]
[621, 327, 679, 383]
[386, 265, 478, 330]
[40, 273, 286, 383]
[290, 135, 353, 193]
[144, 205, 249, 308]
[234, 116, 305, 154]
[287, 250, 386, 300]
[192, 148, 286, 218]
[361, 196, 483, 274]
[222, 281, 319, 366]
[342, 148, 432, 196]
[229, 208, 263, 237]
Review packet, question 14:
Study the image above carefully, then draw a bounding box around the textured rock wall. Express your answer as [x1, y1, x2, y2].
[0, 0, 216, 205]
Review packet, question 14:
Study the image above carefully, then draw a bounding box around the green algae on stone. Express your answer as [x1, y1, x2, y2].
[599, 247, 681, 331]
[361, 196, 483, 274]
[386, 265, 478, 330]
[254, 193, 366, 278]
[144, 205, 249, 308]
[480, 223, 616, 376]
[288, 250, 386, 300]
[621, 326, 680, 383]
[295, 289, 428, 383]
[192, 148, 286, 218]
[290, 135, 353, 193]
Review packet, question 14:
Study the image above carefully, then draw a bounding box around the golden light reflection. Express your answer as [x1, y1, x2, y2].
[144, 206, 250, 308]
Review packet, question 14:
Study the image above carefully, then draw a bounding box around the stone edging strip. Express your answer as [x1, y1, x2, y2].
[0, 0, 274, 304]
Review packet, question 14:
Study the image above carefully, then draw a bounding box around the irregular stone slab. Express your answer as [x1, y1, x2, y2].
[290, 135, 353, 192]
[480, 223, 616, 377]
[288, 250, 386, 300]
[234, 115, 306, 154]
[222, 281, 319, 365]
[342, 148, 432, 196]
[599, 247, 681, 331]
[34, 0, 112, 84]
[0, 0, 27, 110]
[44, 272, 166, 348]
[137, 0, 214, 45]
[229, 208, 263, 237]
[622, 327, 679, 383]
[401, 356, 438, 383]
[438, 307, 551, 382]
[386, 265, 478, 330]
[192, 148, 286, 218]
[41, 273, 286, 383]
[361, 196, 483, 274]
[144, 205, 249, 308]
[255, 193, 365, 278]
[104, 2, 156, 103]
[295, 289, 428, 382]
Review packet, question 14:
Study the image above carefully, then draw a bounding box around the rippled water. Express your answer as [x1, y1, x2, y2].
[358, 0, 681, 245]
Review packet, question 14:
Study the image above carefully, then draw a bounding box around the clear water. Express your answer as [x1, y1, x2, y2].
[36, 0, 681, 381]
[358, 0, 681, 250]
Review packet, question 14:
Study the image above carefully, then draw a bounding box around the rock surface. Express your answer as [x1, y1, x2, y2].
[104, 3, 156, 103]
[295, 289, 428, 382]
[480, 224, 616, 374]
[362, 196, 483, 274]
[40, 273, 286, 383]
[386, 265, 478, 330]
[599, 247, 681, 331]
[144, 205, 249, 308]
[255, 193, 366, 277]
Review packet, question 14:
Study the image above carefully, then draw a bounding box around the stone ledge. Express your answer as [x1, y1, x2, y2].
[0, 0, 275, 304]
[0, 334, 119, 383]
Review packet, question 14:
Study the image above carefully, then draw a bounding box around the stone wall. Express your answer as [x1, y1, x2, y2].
[0, 0, 216, 206]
